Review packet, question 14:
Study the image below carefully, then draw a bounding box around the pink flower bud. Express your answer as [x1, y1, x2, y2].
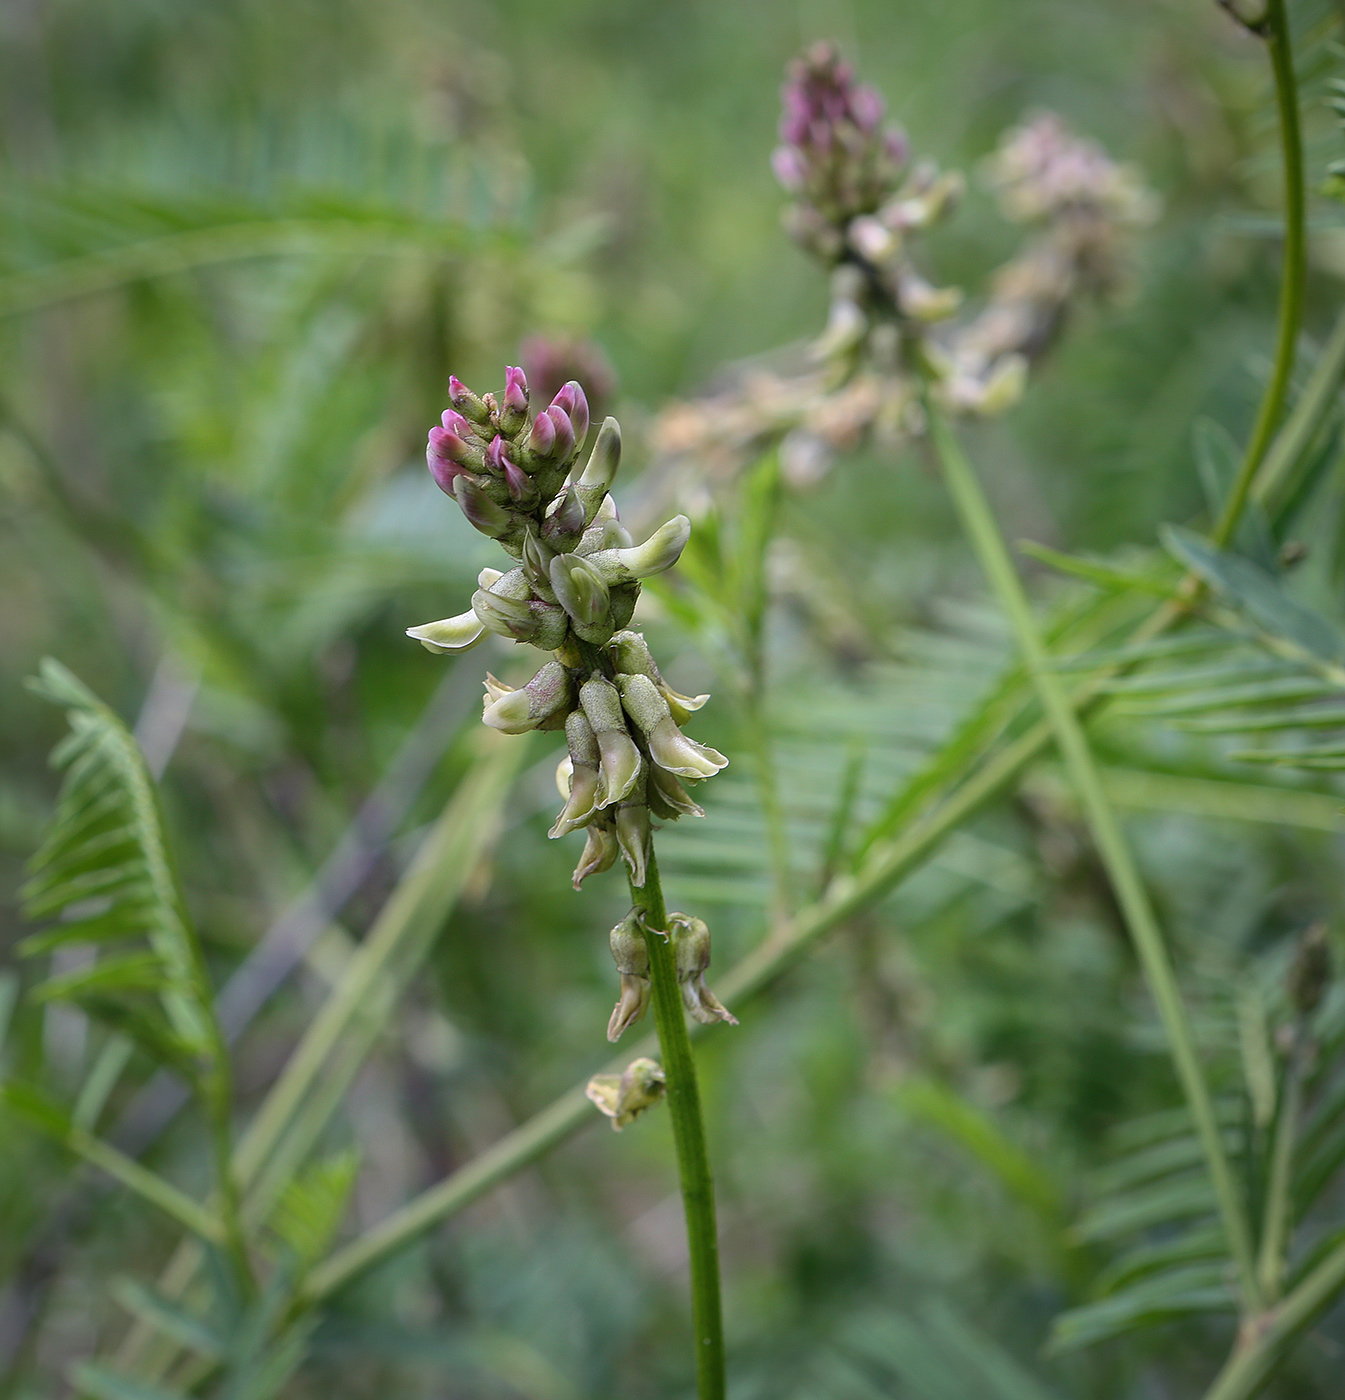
[426, 427, 473, 495]
[527, 410, 557, 457]
[440, 408, 472, 437]
[772, 146, 808, 192]
[449, 375, 491, 425]
[545, 405, 576, 461]
[501, 457, 534, 503]
[503, 365, 529, 415]
[850, 83, 884, 133]
[552, 381, 590, 446]
[484, 435, 511, 474]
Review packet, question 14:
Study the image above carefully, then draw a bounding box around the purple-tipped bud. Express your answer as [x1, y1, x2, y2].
[441, 408, 473, 437]
[545, 405, 576, 462]
[504, 365, 529, 414]
[527, 410, 557, 457]
[850, 84, 884, 133]
[553, 381, 590, 447]
[427, 436, 472, 496]
[449, 375, 492, 425]
[543, 486, 587, 546]
[502, 457, 534, 503]
[484, 435, 509, 475]
[454, 477, 513, 538]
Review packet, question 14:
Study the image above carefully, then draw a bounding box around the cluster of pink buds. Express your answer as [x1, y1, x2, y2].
[772, 41, 910, 261]
[407, 369, 729, 895]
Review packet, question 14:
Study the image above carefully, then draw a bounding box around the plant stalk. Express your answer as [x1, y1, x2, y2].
[1203, 1231, 1345, 1400]
[926, 405, 1261, 1311]
[1213, 0, 1306, 546]
[1255, 1032, 1305, 1302]
[628, 849, 727, 1400]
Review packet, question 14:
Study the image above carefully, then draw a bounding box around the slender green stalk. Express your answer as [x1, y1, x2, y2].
[628, 849, 726, 1400]
[1251, 303, 1345, 513]
[1203, 1233, 1345, 1400]
[232, 733, 527, 1189]
[926, 406, 1261, 1311]
[738, 693, 795, 920]
[117, 736, 526, 1375]
[1213, 0, 1306, 547]
[1256, 1033, 1305, 1301]
[58, 1123, 226, 1249]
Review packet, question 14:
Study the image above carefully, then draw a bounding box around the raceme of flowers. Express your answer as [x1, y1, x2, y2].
[648, 47, 1155, 497]
[407, 368, 736, 1039]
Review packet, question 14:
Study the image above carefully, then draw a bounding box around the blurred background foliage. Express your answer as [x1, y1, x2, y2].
[4, 0, 1345, 1396]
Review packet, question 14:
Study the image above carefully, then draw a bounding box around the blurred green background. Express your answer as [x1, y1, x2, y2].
[3, 0, 1345, 1396]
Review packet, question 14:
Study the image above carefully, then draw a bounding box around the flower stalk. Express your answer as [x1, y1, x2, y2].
[1213, 0, 1305, 546]
[408, 367, 732, 1396]
[627, 851, 727, 1400]
[924, 401, 1261, 1311]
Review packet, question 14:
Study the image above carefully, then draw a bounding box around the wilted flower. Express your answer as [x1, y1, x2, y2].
[585, 1056, 667, 1130]
[668, 913, 737, 1027]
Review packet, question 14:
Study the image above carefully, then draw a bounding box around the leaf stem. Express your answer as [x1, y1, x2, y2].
[1255, 1031, 1305, 1301]
[926, 405, 1261, 1312]
[1213, 0, 1306, 547]
[627, 848, 727, 1400]
[1203, 1232, 1345, 1400]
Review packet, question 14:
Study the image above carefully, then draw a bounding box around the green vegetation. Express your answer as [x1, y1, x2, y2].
[6, 1, 1345, 1397]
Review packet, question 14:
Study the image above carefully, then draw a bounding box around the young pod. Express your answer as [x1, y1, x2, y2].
[607, 911, 652, 1042]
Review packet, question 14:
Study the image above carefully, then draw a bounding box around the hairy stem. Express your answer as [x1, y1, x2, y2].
[1213, 0, 1306, 546]
[628, 849, 726, 1400]
[927, 405, 1261, 1311]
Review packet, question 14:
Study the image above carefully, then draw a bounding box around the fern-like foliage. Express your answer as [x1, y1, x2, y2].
[20, 658, 224, 1088]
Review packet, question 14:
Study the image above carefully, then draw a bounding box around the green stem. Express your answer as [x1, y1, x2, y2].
[1256, 1032, 1305, 1301]
[627, 849, 726, 1400]
[926, 406, 1261, 1311]
[1251, 302, 1345, 514]
[1213, 0, 1306, 547]
[1203, 1233, 1345, 1400]
[60, 1122, 226, 1249]
[739, 690, 794, 921]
